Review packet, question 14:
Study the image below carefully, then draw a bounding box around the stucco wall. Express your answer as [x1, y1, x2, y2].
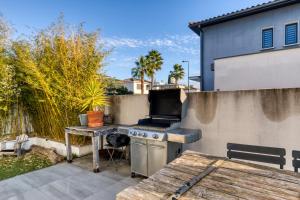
[181, 89, 300, 170]
[214, 47, 300, 91]
[202, 3, 300, 91]
[110, 94, 149, 125]
[110, 89, 300, 170]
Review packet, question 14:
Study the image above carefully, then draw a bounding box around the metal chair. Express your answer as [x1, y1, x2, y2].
[105, 133, 130, 169]
[227, 143, 286, 169]
[15, 134, 29, 157]
[292, 150, 300, 172]
[105, 144, 127, 166]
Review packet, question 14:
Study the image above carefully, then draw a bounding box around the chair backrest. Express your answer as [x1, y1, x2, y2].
[227, 143, 286, 169]
[16, 134, 29, 144]
[292, 150, 300, 172]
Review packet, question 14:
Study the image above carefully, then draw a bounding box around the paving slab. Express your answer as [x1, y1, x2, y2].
[1, 154, 144, 200]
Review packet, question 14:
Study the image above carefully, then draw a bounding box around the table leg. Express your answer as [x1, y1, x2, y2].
[16, 143, 22, 157]
[65, 130, 72, 163]
[92, 136, 100, 173]
[100, 135, 104, 150]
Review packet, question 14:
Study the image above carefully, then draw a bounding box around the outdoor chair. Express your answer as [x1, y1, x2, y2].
[0, 134, 29, 157]
[227, 143, 286, 169]
[15, 134, 29, 157]
[105, 133, 130, 170]
[292, 150, 300, 172]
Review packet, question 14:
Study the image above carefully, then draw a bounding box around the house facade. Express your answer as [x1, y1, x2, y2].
[123, 78, 151, 94]
[189, 0, 300, 91]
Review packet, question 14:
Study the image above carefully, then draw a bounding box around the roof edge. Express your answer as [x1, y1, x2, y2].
[189, 0, 300, 35]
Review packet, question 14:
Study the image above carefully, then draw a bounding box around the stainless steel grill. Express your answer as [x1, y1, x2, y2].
[129, 89, 185, 178]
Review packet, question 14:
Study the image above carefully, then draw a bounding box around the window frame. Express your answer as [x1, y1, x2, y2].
[261, 27, 274, 50]
[136, 83, 142, 90]
[285, 22, 299, 46]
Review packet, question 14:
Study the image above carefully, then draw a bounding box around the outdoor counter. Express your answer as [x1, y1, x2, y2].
[65, 125, 201, 173]
[65, 125, 129, 172]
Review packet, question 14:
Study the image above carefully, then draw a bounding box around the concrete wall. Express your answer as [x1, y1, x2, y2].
[202, 3, 300, 91]
[214, 47, 300, 91]
[181, 89, 300, 170]
[110, 89, 300, 170]
[110, 94, 149, 125]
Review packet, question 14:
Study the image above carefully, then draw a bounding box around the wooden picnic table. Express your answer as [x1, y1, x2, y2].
[117, 150, 300, 200]
[65, 125, 119, 173]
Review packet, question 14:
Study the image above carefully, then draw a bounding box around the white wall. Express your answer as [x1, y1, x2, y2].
[215, 47, 300, 91]
[124, 82, 134, 93]
[123, 81, 150, 94]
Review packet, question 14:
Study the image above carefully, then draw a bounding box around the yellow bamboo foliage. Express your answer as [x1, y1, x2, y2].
[11, 18, 108, 142]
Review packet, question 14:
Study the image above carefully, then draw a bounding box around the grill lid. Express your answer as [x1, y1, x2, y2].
[148, 89, 185, 120]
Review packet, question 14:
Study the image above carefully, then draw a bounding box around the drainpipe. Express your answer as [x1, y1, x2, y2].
[199, 26, 204, 91]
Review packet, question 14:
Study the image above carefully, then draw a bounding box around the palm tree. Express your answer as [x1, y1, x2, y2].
[169, 64, 185, 85]
[131, 56, 148, 94]
[145, 50, 163, 89]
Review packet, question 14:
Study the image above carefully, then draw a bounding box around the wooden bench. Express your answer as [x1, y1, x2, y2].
[292, 150, 300, 172]
[227, 143, 286, 169]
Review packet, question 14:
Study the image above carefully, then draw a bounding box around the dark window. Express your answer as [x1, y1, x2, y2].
[285, 23, 298, 45]
[262, 28, 273, 49]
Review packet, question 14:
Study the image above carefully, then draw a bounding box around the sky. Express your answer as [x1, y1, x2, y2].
[0, 0, 269, 87]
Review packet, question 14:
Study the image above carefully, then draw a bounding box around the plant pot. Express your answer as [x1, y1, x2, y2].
[79, 114, 88, 126]
[87, 111, 104, 128]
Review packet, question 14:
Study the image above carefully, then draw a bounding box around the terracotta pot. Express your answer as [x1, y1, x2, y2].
[87, 111, 104, 128]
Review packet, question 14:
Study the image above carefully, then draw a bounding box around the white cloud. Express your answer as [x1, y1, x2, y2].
[102, 34, 199, 55]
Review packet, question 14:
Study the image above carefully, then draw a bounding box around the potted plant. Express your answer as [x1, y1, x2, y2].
[78, 113, 88, 126]
[81, 78, 108, 128]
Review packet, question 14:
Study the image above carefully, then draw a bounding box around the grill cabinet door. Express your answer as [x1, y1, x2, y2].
[131, 139, 148, 176]
[147, 141, 167, 176]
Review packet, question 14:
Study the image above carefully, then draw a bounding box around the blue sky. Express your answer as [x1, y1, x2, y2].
[0, 0, 268, 87]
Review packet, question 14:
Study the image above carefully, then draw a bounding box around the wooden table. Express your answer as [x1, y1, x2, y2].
[65, 125, 118, 173]
[117, 150, 300, 200]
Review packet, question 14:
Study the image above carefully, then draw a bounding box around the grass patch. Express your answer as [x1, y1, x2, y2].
[0, 153, 52, 180]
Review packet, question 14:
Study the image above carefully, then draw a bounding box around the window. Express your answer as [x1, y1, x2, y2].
[285, 23, 298, 45]
[146, 85, 150, 90]
[136, 84, 141, 90]
[262, 28, 273, 49]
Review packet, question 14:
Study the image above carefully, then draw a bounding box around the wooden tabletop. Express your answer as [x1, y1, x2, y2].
[117, 150, 300, 200]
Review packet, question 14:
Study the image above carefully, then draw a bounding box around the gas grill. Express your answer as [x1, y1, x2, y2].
[129, 89, 186, 177]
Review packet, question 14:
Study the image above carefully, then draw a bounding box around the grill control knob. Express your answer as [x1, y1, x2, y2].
[133, 131, 137, 136]
[143, 132, 147, 137]
[138, 132, 142, 137]
[152, 134, 159, 139]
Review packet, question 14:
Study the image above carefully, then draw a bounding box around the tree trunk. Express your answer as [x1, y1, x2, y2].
[150, 75, 154, 90]
[141, 72, 144, 95]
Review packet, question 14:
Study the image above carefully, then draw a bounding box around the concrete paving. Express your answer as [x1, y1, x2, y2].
[0, 155, 143, 200]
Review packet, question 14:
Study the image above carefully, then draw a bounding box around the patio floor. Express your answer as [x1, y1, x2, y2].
[0, 154, 143, 200]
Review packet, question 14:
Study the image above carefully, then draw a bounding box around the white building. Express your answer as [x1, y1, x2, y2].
[214, 47, 300, 91]
[123, 78, 151, 94]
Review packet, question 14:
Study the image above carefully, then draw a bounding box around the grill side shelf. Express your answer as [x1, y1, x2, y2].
[166, 128, 202, 144]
